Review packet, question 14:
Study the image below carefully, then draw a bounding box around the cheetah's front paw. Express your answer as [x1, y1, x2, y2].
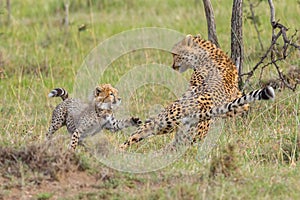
[130, 117, 143, 127]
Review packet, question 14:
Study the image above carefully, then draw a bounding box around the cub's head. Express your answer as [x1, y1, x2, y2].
[93, 84, 121, 110]
[171, 34, 209, 73]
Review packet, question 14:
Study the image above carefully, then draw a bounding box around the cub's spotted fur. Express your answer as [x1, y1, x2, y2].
[47, 84, 141, 150]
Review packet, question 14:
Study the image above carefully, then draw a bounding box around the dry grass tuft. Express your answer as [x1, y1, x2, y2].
[0, 141, 85, 181]
[209, 144, 240, 178]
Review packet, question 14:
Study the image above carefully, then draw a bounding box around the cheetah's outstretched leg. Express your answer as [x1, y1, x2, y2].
[120, 86, 275, 151]
[70, 129, 81, 150]
[119, 114, 179, 150]
[106, 117, 142, 132]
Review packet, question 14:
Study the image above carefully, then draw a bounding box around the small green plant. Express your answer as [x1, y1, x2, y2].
[36, 192, 53, 200]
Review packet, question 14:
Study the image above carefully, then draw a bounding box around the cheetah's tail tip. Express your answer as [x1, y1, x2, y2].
[263, 86, 275, 101]
[48, 88, 68, 100]
[48, 90, 58, 98]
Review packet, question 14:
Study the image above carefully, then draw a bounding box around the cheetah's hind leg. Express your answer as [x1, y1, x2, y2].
[46, 104, 67, 140]
[69, 129, 81, 151]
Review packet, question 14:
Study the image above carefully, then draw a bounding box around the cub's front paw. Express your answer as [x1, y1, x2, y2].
[130, 117, 143, 126]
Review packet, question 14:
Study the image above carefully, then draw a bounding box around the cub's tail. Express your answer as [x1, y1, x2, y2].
[48, 88, 69, 101]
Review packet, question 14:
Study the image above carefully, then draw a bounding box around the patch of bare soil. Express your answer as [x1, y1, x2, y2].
[0, 141, 113, 199]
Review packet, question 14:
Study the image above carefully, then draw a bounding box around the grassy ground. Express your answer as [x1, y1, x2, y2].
[0, 0, 300, 199]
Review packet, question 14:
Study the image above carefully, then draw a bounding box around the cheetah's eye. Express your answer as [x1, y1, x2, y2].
[110, 92, 114, 97]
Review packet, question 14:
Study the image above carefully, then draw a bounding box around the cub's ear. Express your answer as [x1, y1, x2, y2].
[182, 34, 194, 47]
[95, 87, 102, 96]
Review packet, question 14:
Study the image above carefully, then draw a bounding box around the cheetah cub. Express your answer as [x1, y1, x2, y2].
[47, 84, 142, 150]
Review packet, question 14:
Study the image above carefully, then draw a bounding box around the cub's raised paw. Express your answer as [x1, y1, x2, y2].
[130, 117, 143, 126]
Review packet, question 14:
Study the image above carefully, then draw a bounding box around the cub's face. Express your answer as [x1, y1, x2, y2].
[94, 84, 121, 110]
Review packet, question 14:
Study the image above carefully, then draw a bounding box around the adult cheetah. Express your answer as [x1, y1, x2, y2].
[120, 35, 274, 150]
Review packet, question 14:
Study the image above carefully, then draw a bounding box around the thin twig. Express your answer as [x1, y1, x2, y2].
[241, 0, 300, 91]
[248, 0, 264, 50]
[64, 2, 69, 27]
[6, 0, 11, 25]
[273, 62, 297, 91]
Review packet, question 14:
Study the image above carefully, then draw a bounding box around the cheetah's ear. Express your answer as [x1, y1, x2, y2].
[183, 34, 194, 47]
[95, 87, 102, 96]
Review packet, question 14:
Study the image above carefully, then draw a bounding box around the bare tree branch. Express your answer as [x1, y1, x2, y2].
[273, 62, 297, 91]
[248, 0, 264, 50]
[268, 0, 276, 24]
[202, 0, 219, 47]
[241, 0, 300, 91]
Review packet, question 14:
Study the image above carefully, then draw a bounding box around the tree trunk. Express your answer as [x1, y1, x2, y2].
[202, 0, 219, 47]
[231, 0, 243, 87]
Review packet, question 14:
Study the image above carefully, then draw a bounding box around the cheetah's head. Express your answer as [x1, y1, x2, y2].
[171, 34, 209, 73]
[93, 84, 121, 110]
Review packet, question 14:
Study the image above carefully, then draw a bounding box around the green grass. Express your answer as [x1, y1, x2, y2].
[0, 0, 300, 199]
[36, 192, 53, 200]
